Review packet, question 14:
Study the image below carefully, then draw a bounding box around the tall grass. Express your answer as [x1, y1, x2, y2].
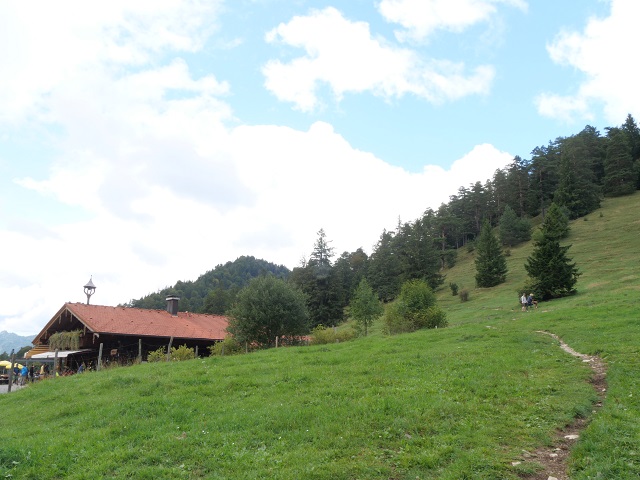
[2, 192, 639, 479]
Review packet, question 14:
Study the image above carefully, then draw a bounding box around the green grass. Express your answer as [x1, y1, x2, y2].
[2, 192, 640, 479]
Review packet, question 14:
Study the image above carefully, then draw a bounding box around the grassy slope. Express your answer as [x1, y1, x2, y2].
[2, 193, 639, 479]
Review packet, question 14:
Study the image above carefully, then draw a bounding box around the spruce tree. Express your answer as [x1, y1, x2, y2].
[553, 134, 601, 219]
[604, 128, 636, 197]
[541, 202, 569, 240]
[498, 205, 531, 247]
[474, 220, 507, 288]
[525, 206, 580, 300]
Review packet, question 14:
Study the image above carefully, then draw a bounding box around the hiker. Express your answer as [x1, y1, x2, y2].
[520, 293, 528, 311]
[527, 293, 538, 310]
[20, 364, 28, 385]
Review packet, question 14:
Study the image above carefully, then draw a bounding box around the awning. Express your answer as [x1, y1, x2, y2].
[29, 350, 93, 359]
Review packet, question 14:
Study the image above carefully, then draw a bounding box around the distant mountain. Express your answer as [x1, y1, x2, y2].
[0, 331, 34, 355]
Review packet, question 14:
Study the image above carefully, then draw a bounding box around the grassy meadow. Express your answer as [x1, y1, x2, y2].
[2, 193, 640, 479]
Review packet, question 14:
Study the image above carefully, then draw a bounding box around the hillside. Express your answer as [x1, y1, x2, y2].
[1, 193, 639, 479]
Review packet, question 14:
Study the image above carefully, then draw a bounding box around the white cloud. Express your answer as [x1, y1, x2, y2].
[0, 0, 221, 124]
[263, 7, 494, 112]
[0, 2, 513, 337]
[4, 120, 511, 335]
[536, 0, 640, 123]
[377, 0, 527, 42]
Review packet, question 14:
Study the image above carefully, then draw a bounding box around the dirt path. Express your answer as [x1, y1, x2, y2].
[514, 331, 607, 480]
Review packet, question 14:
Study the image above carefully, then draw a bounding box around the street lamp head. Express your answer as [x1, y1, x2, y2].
[84, 277, 96, 304]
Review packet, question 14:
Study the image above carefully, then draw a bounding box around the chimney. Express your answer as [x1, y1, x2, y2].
[166, 296, 180, 316]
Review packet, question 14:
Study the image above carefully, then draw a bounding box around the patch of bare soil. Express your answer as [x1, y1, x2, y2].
[514, 331, 607, 480]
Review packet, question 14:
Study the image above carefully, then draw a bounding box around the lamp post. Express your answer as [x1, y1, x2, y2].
[84, 277, 96, 304]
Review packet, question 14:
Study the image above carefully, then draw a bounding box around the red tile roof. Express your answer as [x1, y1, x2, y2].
[63, 302, 228, 341]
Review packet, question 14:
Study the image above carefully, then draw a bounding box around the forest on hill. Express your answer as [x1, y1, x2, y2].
[128, 113, 640, 327]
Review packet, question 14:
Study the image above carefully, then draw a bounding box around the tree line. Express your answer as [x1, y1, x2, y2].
[127, 114, 640, 331]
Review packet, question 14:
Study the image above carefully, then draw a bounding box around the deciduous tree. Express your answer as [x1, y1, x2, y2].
[227, 276, 309, 347]
[349, 278, 383, 336]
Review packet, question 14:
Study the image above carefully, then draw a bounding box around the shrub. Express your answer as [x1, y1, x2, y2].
[419, 306, 448, 329]
[146, 347, 166, 362]
[459, 289, 470, 302]
[382, 302, 412, 335]
[449, 282, 459, 296]
[383, 303, 447, 334]
[170, 344, 195, 361]
[310, 325, 356, 345]
[209, 336, 244, 356]
[382, 279, 447, 335]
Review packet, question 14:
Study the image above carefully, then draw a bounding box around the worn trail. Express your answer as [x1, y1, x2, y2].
[514, 331, 607, 480]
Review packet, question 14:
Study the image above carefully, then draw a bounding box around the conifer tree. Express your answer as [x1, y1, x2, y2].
[367, 230, 403, 302]
[525, 205, 580, 300]
[474, 220, 507, 288]
[553, 134, 601, 219]
[541, 202, 569, 240]
[604, 127, 636, 197]
[498, 205, 531, 247]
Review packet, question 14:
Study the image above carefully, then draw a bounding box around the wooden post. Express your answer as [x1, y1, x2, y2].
[138, 339, 142, 363]
[97, 343, 103, 371]
[54, 349, 59, 378]
[275, 336, 279, 348]
[245, 342, 248, 354]
[7, 350, 14, 393]
[195, 346, 198, 358]
[166, 337, 174, 362]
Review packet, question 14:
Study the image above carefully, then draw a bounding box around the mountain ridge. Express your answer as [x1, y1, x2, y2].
[0, 330, 35, 355]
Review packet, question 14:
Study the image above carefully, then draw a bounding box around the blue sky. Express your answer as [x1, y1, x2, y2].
[0, 0, 637, 335]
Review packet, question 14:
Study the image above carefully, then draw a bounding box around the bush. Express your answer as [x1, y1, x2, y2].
[449, 282, 459, 296]
[147, 344, 196, 361]
[382, 303, 412, 334]
[146, 347, 166, 362]
[419, 307, 448, 329]
[170, 344, 195, 361]
[382, 279, 447, 335]
[209, 336, 244, 356]
[310, 325, 356, 345]
[383, 303, 447, 334]
[459, 289, 470, 302]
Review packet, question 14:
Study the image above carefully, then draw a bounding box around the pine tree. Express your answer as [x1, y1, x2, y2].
[525, 206, 580, 300]
[367, 230, 403, 302]
[621, 113, 640, 161]
[604, 127, 636, 197]
[553, 133, 601, 219]
[541, 202, 569, 240]
[474, 220, 507, 288]
[290, 229, 343, 327]
[498, 205, 531, 247]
